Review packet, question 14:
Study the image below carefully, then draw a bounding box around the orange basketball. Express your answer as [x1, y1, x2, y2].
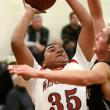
[25, 0, 56, 11]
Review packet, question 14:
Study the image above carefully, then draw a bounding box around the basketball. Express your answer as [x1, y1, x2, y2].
[25, 0, 56, 11]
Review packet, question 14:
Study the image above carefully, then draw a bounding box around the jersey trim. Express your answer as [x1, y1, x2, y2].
[70, 59, 79, 64]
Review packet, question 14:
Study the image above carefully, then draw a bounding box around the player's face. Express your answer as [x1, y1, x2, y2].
[94, 26, 110, 61]
[43, 45, 69, 69]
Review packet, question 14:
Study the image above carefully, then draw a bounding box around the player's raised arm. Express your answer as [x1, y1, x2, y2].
[11, 2, 44, 67]
[66, 0, 94, 61]
[87, 0, 105, 34]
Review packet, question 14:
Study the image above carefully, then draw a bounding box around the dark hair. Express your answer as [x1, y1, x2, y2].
[40, 44, 54, 64]
[40, 43, 68, 64]
[69, 12, 75, 19]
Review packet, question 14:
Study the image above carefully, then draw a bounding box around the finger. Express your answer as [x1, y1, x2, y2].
[32, 8, 46, 14]
[8, 65, 14, 70]
[40, 10, 47, 13]
[9, 70, 16, 74]
[8, 65, 18, 70]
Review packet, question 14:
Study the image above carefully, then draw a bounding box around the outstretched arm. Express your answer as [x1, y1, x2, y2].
[8, 62, 108, 86]
[66, 0, 94, 60]
[11, 2, 44, 67]
[87, 0, 105, 34]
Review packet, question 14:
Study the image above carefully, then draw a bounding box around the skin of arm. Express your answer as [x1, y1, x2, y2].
[66, 0, 95, 61]
[87, 0, 105, 34]
[87, 0, 110, 101]
[8, 63, 110, 101]
[11, 8, 35, 67]
[11, 3, 44, 67]
[37, 62, 108, 86]
[8, 62, 108, 86]
[100, 64, 110, 101]
[11, 3, 44, 80]
[38, 62, 110, 100]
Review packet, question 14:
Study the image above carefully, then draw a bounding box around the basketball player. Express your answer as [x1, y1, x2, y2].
[9, 0, 110, 109]
[9, 0, 95, 110]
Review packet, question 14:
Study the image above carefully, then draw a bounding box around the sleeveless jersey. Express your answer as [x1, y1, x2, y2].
[22, 60, 88, 110]
[15, 44, 96, 110]
[87, 61, 110, 110]
[73, 43, 96, 69]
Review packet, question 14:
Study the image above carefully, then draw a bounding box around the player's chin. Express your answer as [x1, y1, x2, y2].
[56, 58, 68, 64]
[56, 56, 65, 60]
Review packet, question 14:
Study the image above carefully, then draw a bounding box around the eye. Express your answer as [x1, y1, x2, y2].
[49, 49, 55, 52]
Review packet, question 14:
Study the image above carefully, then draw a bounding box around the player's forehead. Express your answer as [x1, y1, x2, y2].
[45, 44, 63, 51]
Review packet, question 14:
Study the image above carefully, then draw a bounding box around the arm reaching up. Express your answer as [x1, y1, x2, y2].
[87, 0, 105, 34]
[66, 0, 95, 61]
[11, 2, 45, 67]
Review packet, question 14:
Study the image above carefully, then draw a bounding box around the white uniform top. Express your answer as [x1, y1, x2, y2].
[73, 44, 97, 69]
[19, 59, 87, 110]
[16, 44, 96, 110]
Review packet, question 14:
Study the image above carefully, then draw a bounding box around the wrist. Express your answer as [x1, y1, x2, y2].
[35, 70, 45, 78]
[25, 9, 35, 15]
[31, 70, 42, 78]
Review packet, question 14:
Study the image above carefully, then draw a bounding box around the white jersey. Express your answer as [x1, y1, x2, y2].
[73, 44, 97, 69]
[20, 59, 87, 110]
[15, 44, 96, 110]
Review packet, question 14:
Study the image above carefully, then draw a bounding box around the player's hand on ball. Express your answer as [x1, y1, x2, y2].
[23, 0, 46, 14]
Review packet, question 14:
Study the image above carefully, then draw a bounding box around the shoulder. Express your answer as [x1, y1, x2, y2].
[93, 62, 110, 70]
[33, 59, 41, 69]
[93, 62, 110, 79]
[62, 24, 71, 30]
[41, 27, 49, 32]
[73, 44, 97, 69]
[65, 59, 83, 70]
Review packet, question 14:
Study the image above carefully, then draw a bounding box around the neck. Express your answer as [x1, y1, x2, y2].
[46, 64, 66, 70]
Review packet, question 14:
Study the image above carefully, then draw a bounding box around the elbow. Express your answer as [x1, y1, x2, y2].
[83, 71, 107, 86]
[82, 79, 92, 86]
[79, 78, 91, 86]
[79, 78, 94, 86]
[72, 77, 90, 86]
[97, 71, 108, 84]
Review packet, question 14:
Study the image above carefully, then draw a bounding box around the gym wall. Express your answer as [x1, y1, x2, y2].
[0, 0, 110, 60]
